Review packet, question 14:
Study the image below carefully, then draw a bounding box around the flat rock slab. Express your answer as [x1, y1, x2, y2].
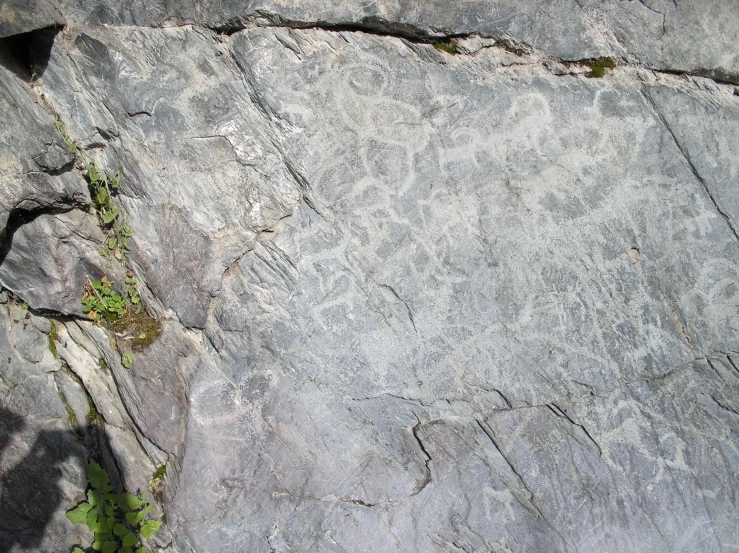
[56, 0, 739, 82]
[166, 28, 739, 552]
[0, 2, 737, 551]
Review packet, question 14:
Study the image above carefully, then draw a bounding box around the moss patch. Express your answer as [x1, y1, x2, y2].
[152, 464, 166, 481]
[58, 390, 80, 434]
[581, 57, 617, 78]
[433, 41, 459, 55]
[48, 323, 58, 358]
[109, 309, 161, 351]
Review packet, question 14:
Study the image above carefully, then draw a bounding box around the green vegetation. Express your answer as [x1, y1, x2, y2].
[58, 390, 80, 433]
[433, 41, 459, 55]
[53, 117, 161, 350]
[582, 57, 617, 78]
[48, 323, 59, 358]
[81, 161, 162, 350]
[151, 465, 167, 482]
[81, 274, 160, 350]
[66, 460, 161, 553]
[82, 276, 128, 324]
[110, 310, 161, 350]
[148, 464, 167, 504]
[121, 353, 134, 369]
[87, 161, 134, 261]
[86, 394, 105, 427]
[55, 119, 79, 154]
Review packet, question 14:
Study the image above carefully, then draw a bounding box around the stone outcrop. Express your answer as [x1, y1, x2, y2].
[1, 2, 738, 552]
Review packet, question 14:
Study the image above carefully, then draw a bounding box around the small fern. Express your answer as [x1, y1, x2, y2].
[66, 460, 161, 553]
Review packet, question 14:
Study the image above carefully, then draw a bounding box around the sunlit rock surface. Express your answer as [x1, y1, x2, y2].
[1, 2, 738, 552]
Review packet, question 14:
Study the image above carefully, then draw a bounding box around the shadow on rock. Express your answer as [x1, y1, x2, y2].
[0, 26, 61, 82]
[0, 408, 111, 553]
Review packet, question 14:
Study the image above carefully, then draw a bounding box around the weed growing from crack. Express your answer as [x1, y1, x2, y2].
[581, 57, 617, 78]
[82, 276, 128, 324]
[82, 275, 160, 369]
[87, 161, 133, 261]
[434, 41, 459, 55]
[66, 460, 160, 553]
[55, 118, 79, 154]
[53, 119, 161, 352]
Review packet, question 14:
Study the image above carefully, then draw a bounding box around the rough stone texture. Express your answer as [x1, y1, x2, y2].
[55, 0, 739, 82]
[42, 26, 300, 327]
[0, 1, 738, 552]
[0, 210, 115, 314]
[646, 82, 739, 237]
[0, 304, 88, 552]
[0, 62, 88, 236]
[0, 0, 65, 39]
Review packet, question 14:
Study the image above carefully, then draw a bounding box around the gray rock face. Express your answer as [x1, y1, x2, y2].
[0, 0, 65, 38]
[0, 210, 115, 314]
[42, 26, 300, 327]
[0, 1, 738, 552]
[163, 27, 739, 551]
[0, 304, 88, 552]
[56, 0, 739, 82]
[0, 63, 88, 235]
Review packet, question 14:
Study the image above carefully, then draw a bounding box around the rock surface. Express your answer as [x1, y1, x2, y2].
[0, 61, 88, 236]
[0, 303, 88, 552]
[0, 0, 65, 39]
[0, 2, 738, 553]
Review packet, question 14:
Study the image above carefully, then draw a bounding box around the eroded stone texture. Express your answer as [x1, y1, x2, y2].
[0, 304, 88, 552]
[56, 0, 739, 81]
[166, 28, 739, 552]
[0, 64, 88, 236]
[0, 2, 738, 552]
[42, 26, 300, 327]
[0, 210, 113, 314]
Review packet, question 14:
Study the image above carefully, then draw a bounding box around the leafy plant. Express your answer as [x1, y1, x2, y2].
[81, 276, 144, 324]
[81, 274, 161, 349]
[89, 161, 121, 226]
[125, 278, 140, 305]
[67, 460, 160, 553]
[82, 276, 127, 323]
[150, 465, 166, 484]
[55, 119, 79, 154]
[87, 162, 134, 261]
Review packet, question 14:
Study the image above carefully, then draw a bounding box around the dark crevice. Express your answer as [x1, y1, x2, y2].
[55, 362, 124, 491]
[726, 355, 739, 378]
[0, 26, 62, 81]
[410, 420, 432, 496]
[233, 17, 739, 88]
[209, 12, 463, 43]
[203, 13, 739, 88]
[26, 157, 75, 177]
[473, 418, 544, 517]
[546, 403, 602, 457]
[658, 67, 739, 87]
